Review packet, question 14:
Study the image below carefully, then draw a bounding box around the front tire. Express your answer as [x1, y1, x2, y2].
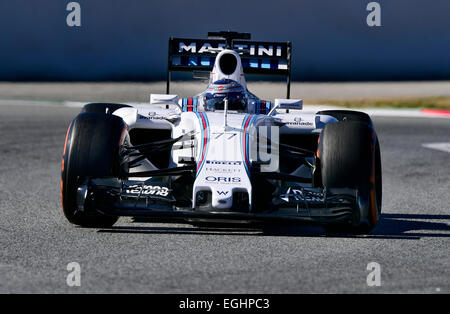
[82, 102, 131, 114]
[61, 112, 128, 227]
[316, 109, 373, 127]
[318, 121, 381, 234]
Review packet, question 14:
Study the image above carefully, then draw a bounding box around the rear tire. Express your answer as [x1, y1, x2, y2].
[61, 112, 128, 227]
[318, 121, 381, 234]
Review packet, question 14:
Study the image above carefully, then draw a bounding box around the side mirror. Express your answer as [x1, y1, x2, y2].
[269, 99, 303, 115]
[150, 94, 181, 110]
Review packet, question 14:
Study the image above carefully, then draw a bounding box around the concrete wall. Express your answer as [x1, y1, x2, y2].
[0, 0, 449, 81]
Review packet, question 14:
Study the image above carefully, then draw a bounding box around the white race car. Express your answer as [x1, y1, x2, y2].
[61, 31, 382, 233]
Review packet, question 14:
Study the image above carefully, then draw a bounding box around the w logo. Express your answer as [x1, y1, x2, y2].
[217, 191, 229, 196]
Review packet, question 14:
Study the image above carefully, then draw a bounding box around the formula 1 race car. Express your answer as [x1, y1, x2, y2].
[61, 31, 382, 233]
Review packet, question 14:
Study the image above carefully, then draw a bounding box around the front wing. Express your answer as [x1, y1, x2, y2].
[77, 177, 358, 225]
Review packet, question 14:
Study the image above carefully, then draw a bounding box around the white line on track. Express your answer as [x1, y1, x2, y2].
[422, 143, 450, 153]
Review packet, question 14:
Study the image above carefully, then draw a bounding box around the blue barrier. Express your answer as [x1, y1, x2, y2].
[0, 0, 449, 80]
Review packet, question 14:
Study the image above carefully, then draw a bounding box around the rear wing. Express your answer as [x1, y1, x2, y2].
[166, 32, 292, 98]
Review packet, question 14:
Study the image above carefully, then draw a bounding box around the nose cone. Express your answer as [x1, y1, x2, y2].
[211, 187, 233, 209]
[192, 112, 253, 211]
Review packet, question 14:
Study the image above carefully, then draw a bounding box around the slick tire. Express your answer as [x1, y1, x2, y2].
[61, 112, 128, 227]
[318, 121, 382, 234]
[316, 110, 373, 128]
[82, 103, 131, 114]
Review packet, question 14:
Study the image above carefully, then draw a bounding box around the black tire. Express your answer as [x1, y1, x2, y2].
[316, 110, 373, 128]
[82, 103, 131, 114]
[61, 112, 128, 227]
[318, 121, 381, 234]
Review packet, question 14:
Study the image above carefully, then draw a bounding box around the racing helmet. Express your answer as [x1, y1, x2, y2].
[203, 79, 247, 112]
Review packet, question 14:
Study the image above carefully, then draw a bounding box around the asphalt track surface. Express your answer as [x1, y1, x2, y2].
[0, 104, 449, 293]
[1, 81, 450, 102]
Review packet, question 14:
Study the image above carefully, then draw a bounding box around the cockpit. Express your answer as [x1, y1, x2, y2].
[199, 79, 252, 112]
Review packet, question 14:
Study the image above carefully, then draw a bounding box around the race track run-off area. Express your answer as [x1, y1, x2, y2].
[0, 103, 449, 293]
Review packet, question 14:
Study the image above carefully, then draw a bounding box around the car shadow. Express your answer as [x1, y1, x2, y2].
[97, 213, 450, 240]
[368, 213, 450, 239]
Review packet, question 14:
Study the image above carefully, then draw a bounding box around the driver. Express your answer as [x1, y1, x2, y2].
[201, 79, 248, 112]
